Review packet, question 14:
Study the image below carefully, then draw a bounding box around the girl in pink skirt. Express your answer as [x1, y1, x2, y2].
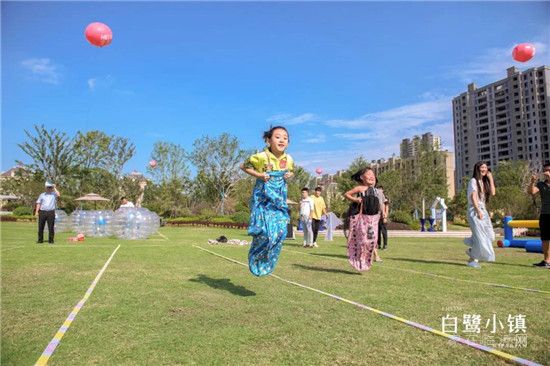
[344, 168, 386, 271]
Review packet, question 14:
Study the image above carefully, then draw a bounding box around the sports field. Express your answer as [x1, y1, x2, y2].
[1, 222, 548, 365]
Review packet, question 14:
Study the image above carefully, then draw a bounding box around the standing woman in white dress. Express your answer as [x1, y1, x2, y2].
[464, 161, 496, 268]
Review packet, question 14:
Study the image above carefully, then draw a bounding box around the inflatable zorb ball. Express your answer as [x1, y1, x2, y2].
[88, 210, 115, 237]
[113, 207, 160, 240]
[45, 209, 71, 233]
[71, 210, 88, 234]
[71, 210, 114, 237]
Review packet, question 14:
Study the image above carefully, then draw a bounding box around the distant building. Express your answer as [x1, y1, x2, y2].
[313, 132, 454, 199]
[453, 65, 550, 190]
[128, 170, 144, 181]
[400, 133, 441, 159]
[1, 166, 28, 180]
[369, 152, 455, 198]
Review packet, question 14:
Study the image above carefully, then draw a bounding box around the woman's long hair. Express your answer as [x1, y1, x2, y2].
[472, 161, 491, 202]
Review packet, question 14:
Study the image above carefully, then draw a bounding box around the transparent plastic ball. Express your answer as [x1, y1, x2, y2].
[45, 209, 71, 233]
[71, 210, 88, 234]
[71, 210, 114, 237]
[113, 207, 160, 240]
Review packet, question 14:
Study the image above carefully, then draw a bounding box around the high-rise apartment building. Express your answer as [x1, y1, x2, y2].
[453, 65, 550, 190]
[400, 133, 441, 159]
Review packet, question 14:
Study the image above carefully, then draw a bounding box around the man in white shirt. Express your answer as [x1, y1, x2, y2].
[119, 197, 135, 208]
[35, 182, 61, 244]
[299, 188, 315, 248]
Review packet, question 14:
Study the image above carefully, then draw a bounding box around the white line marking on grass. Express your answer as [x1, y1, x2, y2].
[156, 231, 169, 241]
[283, 248, 550, 295]
[35, 245, 117, 248]
[35, 244, 121, 366]
[193, 245, 543, 366]
[1, 245, 26, 252]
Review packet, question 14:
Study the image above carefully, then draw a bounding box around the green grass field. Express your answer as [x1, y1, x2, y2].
[1, 222, 549, 365]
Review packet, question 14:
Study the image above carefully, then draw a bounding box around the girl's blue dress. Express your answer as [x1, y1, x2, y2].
[247, 171, 289, 276]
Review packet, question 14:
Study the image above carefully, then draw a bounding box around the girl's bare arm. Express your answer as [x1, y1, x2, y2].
[344, 187, 362, 203]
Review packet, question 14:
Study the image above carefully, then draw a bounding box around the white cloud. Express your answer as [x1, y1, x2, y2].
[325, 98, 450, 130]
[267, 113, 317, 125]
[289, 96, 455, 173]
[303, 134, 326, 144]
[447, 41, 549, 83]
[292, 149, 362, 174]
[87, 78, 97, 91]
[86, 75, 128, 94]
[21, 58, 60, 84]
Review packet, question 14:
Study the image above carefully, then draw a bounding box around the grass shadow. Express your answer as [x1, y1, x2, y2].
[309, 252, 349, 260]
[482, 261, 534, 269]
[292, 264, 361, 276]
[189, 275, 256, 297]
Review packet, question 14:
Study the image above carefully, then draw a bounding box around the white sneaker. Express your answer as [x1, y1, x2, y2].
[313, 242, 318, 248]
[467, 261, 481, 269]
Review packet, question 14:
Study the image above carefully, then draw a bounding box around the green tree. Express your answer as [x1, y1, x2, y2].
[18, 124, 76, 183]
[411, 151, 449, 211]
[0, 170, 44, 209]
[491, 160, 538, 219]
[73, 130, 112, 170]
[148, 141, 191, 217]
[377, 169, 403, 210]
[336, 155, 370, 196]
[106, 137, 136, 178]
[287, 166, 313, 203]
[230, 176, 255, 214]
[190, 133, 251, 215]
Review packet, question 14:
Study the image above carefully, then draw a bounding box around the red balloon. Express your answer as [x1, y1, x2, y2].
[149, 159, 158, 168]
[85, 22, 113, 47]
[512, 43, 535, 63]
[315, 167, 323, 175]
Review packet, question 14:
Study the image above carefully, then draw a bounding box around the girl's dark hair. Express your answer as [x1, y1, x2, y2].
[301, 187, 309, 192]
[351, 167, 375, 184]
[472, 161, 491, 202]
[263, 126, 289, 142]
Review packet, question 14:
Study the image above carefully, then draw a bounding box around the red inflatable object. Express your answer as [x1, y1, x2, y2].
[149, 159, 158, 168]
[85, 22, 113, 47]
[512, 43, 535, 62]
[315, 167, 323, 175]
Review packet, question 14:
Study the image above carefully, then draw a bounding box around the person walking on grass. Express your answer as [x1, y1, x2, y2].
[311, 186, 327, 247]
[464, 161, 496, 268]
[377, 185, 389, 250]
[299, 187, 314, 248]
[528, 161, 550, 268]
[35, 182, 61, 244]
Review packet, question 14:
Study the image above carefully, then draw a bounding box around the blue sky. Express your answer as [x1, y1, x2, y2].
[2, 1, 549, 175]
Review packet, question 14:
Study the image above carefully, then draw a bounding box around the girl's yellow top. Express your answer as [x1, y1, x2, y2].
[243, 148, 294, 173]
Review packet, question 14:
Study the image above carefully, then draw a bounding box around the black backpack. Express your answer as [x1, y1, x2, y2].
[344, 187, 380, 231]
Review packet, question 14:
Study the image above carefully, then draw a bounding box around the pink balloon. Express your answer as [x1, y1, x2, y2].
[315, 167, 323, 175]
[512, 43, 535, 63]
[149, 159, 158, 168]
[85, 22, 113, 47]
